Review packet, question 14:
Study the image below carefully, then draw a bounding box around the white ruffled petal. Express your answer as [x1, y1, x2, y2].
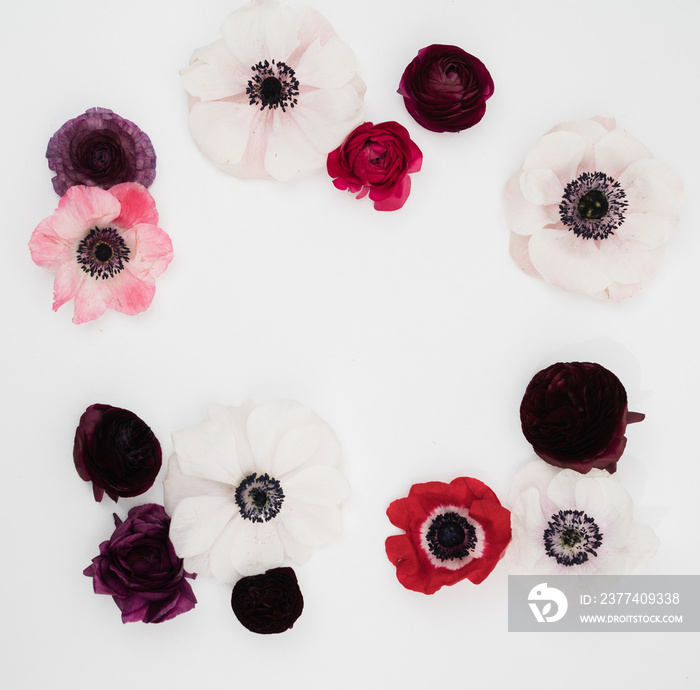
[291, 83, 365, 155]
[294, 37, 356, 89]
[503, 171, 553, 237]
[594, 128, 653, 180]
[163, 454, 232, 516]
[169, 496, 237, 558]
[208, 516, 246, 583]
[188, 100, 256, 167]
[278, 500, 343, 546]
[172, 417, 244, 485]
[520, 167, 565, 206]
[509, 232, 541, 278]
[615, 212, 676, 248]
[263, 111, 325, 179]
[282, 465, 349, 507]
[527, 227, 613, 294]
[619, 158, 684, 216]
[220, 0, 301, 67]
[523, 131, 585, 188]
[230, 520, 285, 576]
[275, 522, 315, 565]
[597, 238, 664, 285]
[181, 39, 249, 101]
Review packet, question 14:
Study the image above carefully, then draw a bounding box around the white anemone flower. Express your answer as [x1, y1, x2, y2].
[163, 401, 350, 582]
[504, 117, 683, 301]
[506, 461, 659, 575]
[181, 0, 366, 180]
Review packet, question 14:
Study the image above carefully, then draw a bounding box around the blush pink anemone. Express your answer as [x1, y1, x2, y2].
[181, 0, 366, 180]
[504, 117, 683, 300]
[29, 183, 172, 324]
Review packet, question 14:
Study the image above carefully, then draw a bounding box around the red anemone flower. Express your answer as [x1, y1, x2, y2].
[386, 477, 511, 594]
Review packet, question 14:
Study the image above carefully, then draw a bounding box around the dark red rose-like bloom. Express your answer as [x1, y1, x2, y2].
[47, 107, 156, 196]
[327, 121, 422, 211]
[398, 44, 494, 133]
[231, 567, 304, 634]
[520, 362, 645, 474]
[386, 477, 511, 595]
[73, 403, 162, 502]
[84, 504, 196, 624]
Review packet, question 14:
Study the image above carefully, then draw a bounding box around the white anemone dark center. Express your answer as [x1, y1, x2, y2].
[543, 509, 603, 566]
[247, 60, 299, 112]
[235, 472, 285, 523]
[559, 171, 628, 240]
[425, 511, 477, 562]
[76, 226, 131, 279]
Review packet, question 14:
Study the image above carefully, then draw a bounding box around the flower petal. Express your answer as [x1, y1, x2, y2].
[594, 128, 653, 180]
[264, 112, 325, 180]
[503, 171, 553, 237]
[181, 39, 249, 101]
[229, 520, 286, 576]
[520, 167, 565, 206]
[523, 131, 586, 188]
[282, 465, 349, 507]
[169, 495, 237, 558]
[220, 0, 301, 67]
[163, 454, 232, 516]
[615, 212, 676, 248]
[52, 186, 121, 241]
[52, 261, 85, 311]
[294, 37, 356, 89]
[597, 238, 664, 285]
[208, 515, 247, 582]
[29, 217, 74, 269]
[188, 100, 257, 167]
[509, 233, 541, 278]
[121, 223, 173, 281]
[109, 182, 159, 227]
[280, 500, 343, 546]
[618, 158, 684, 216]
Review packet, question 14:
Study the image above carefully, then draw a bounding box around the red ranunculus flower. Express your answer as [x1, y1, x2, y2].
[231, 567, 304, 634]
[398, 45, 494, 133]
[327, 121, 422, 211]
[520, 362, 645, 474]
[84, 504, 196, 624]
[386, 477, 511, 594]
[73, 403, 162, 502]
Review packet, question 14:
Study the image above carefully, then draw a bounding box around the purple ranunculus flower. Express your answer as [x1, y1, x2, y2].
[231, 568, 304, 634]
[398, 45, 494, 133]
[73, 404, 162, 502]
[46, 107, 156, 196]
[84, 504, 196, 624]
[520, 362, 645, 474]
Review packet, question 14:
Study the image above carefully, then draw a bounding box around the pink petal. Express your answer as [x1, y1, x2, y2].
[523, 131, 585, 189]
[594, 129, 653, 180]
[52, 186, 120, 241]
[110, 183, 159, 227]
[72, 270, 155, 324]
[29, 217, 73, 269]
[503, 171, 553, 237]
[618, 158, 684, 216]
[52, 261, 85, 311]
[615, 212, 677, 249]
[509, 232, 541, 278]
[121, 223, 173, 281]
[370, 177, 411, 211]
[181, 39, 249, 101]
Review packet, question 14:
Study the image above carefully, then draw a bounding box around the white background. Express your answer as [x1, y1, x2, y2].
[2, 0, 698, 687]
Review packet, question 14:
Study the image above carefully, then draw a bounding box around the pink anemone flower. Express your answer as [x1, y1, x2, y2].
[29, 183, 172, 324]
[181, 0, 366, 180]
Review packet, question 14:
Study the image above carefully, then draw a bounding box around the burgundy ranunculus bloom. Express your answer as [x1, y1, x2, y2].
[520, 362, 645, 473]
[73, 403, 162, 502]
[327, 121, 422, 211]
[398, 45, 494, 133]
[47, 107, 156, 196]
[231, 567, 304, 634]
[84, 504, 196, 624]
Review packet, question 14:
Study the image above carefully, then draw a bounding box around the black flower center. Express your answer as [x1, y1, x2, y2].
[76, 227, 131, 279]
[235, 473, 285, 523]
[247, 60, 299, 112]
[543, 509, 603, 566]
[425, 511, 477, 562]
[559, 171, 628, 240]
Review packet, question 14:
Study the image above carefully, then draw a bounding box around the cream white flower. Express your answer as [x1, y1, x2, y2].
[507, 461, 658, 575]
[504, 117, 683, 300]
[181, 0, 366, 180]
[163, 400, 349, 582]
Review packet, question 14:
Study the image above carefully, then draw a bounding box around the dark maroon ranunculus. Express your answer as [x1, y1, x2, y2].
[231, 567, 304, 634]
[327, 121, 422, 211]
[520, 362, 645, 473]
[398, 45, 494, 133]
[84, 504, 196, 624]
[46, 107, 156, 196]
[73, 403, 162, 502]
